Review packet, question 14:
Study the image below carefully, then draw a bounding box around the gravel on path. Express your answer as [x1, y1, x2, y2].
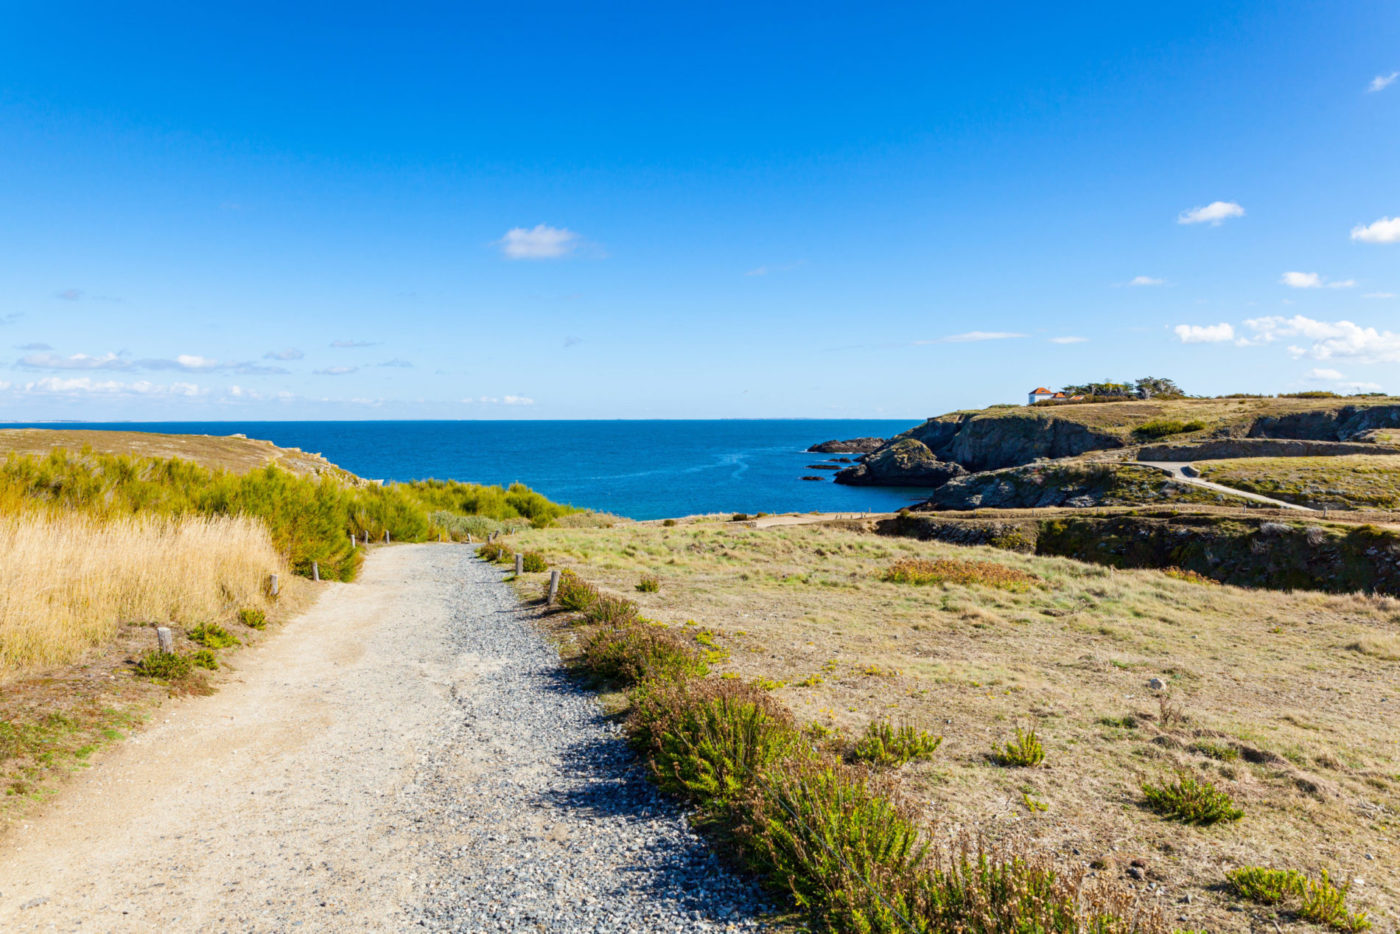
[0, 545, 774, 933]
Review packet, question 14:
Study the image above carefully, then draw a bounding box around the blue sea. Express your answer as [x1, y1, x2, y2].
[0, 420, 931, 520]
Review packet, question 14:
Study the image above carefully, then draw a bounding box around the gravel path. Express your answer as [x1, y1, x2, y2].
[0, 545, 773, 932]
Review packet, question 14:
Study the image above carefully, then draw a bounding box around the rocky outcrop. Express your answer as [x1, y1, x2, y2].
[917, 462, 1228, 511]
[1247, 404, 1400, 441]
[807, 437, 885, 454]
[834, 439, 966, 487]
[896, 411, 1126, 473]
[1139, 438, 1400, 461]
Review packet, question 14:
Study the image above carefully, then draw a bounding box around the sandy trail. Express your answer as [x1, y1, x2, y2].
[0, 545, 767, 933]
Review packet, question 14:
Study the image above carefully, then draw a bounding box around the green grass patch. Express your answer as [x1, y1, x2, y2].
[135, 650, 192, 680]
[636, 574, 660, 593]
[237, 607, 267, 630]
[850, 720, 943, 767]
[1141, 772, 1243, 824]
[882, 557, 1043, 592]
[991, 726, 1045, 767]
[188, 623, 239, 649]
[1227, 867, 1370, 931]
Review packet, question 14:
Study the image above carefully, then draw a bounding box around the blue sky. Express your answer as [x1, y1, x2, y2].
[1, 1, 1397, 420]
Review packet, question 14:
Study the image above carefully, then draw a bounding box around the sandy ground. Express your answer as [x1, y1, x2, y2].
[0, 546, 464, 931]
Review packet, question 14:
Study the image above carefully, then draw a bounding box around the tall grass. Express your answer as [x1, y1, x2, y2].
[0, 513, 282, 677]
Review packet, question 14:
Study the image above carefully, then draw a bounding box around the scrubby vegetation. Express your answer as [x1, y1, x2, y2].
[991, 726, 1045, 767]
[1132, 418, 1206, 439]
[1197, 455, 1400, 510]
[850, 720, 943, 767]
[1141, 773, 1243, 824]
[881, 557, 1043, 591]
[1228, 867, 1371, 931]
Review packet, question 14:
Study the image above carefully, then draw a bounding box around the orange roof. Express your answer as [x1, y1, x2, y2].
[1031, 387, 1053, 394]
[1052, 392, 1066, 398]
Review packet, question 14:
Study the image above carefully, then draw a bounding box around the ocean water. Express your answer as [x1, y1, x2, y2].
[1, 419, 932, 520]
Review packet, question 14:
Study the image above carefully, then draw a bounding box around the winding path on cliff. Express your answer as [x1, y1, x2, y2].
[1135, 460, 1318, 512]
[0, 546, 769, 932]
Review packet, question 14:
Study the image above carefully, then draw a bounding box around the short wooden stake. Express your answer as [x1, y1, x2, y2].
[466, 534, 473, 544]
[269, 573, 279, 597]
[514, 553, 523, 575]
[312, 561, 320, 582]
[156, 626, 174, 654]
[350, 533, 356, 549]
[548, 569, 561, 604]
[384, 530, 391, 544]
[364, 529, 369, 545]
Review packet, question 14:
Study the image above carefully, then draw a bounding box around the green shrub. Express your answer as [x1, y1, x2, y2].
[553, 569, 600, 612]
[1133, 418, 1207, 440]
[188, 623, 239, 649]
[636, 575, 660, 593]
[662, 518, 678, 527]
[628, 676, 799, 816]
[189, 649, 218, 670]
[581, 593, 640, 627]
[520, 551, 548, 573]
[1141, 773, 1243, 824]
[237, 608, 267, 630]
[135, 650, 192, 680]
[582, 621, 708, 685]
[1190, 740, 1239, 761]
[731, 513, 750, 522]
[429, 511, 503, 540]
[476, 541, 509, 563]
[1228, 867, 1370, 932]
[882, 557, 1043, 592]
[992, 727, 1045, 767]
[851, 721, 943, 767]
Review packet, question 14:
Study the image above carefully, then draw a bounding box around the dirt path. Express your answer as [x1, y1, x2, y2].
[1135, 460, 1318, 512]
[0, 546, 768, 932]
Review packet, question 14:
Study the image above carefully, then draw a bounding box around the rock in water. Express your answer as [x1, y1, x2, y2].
[807, 437, 885, 454]
[834, 438, 967, 487]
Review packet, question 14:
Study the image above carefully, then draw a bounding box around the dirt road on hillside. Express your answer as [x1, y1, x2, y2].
[0, 546, 768, 932]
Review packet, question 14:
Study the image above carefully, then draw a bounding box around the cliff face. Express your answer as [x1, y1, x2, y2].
[918, 462, 1225, 510]
[897, 411, 1125, 472]
[1247, 404, 1400, 441]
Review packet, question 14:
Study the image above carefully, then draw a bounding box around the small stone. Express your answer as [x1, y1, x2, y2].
[1147, 677, 1167, 690]
[1127, 866, 1145, 880]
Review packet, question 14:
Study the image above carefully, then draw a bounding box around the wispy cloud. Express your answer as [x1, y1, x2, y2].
[20, 377, 204, 397]
[15, 342, 52, 351]
[18, 352, 128, 370]
[464, 394, 536, 405]
[1368, 71, 1399, 93]
[1173, 323, 1235, 343]
[1306, 367, 1345, 380]
[330, 339, 377, 349]
[563, 335, 583, 348]
[264, 348, 304, 361]
[1049, 336, 1089, 344]
[1280, 271, 1355, 289]
[55, 288, 83, 301]
[916, 331, 1027, 345]
[1363, 292, 1396, 299]
[1177, 201, 1244, 226]
[1244, 315, 1400, 363]
[1126, 275, 1165, 287]
[1351, 217, 1400, 244]
[498, 224, 580, 260]
[377, 359, 412, 368]
[314, 365, 360, 375]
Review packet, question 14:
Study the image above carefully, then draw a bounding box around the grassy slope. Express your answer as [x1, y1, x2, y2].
[0, 428, 355, 480]
[1198, 454, 1400, 510]
[512, 519, 1400, 933]
[933, 395, 1400, 441]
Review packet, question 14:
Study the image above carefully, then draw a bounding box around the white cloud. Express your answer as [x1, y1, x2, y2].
[1345, 381, 1383, 392]
[1278, 271, 1356, 290]
[1127, 275, 1165, 286]
[1281, 271, 1323, 289]
[1173, 323, 1235, 343]
[1306, 368, 1345, 380]
[23, 377, 203, 397]
[1369, 71, 1399, 93]
[330, 339, 377, 349]
[1244, 315, 1400, 363]
[1351, 217, 1400, 244]
[19, 351, 128, 370]
[1177, 201, 1245, 226]
[463, 394, 536, 405]
[503, 395, 535, 405]
[917, 331, 1027, 345]
[176, 354, 219, 369]
[1049, 336, 1088, 344]
[497, 224, 580, 260]
[264, 348, 304, 360]
[314, 365, 359, 375]
[1363, 292, 1396, 299]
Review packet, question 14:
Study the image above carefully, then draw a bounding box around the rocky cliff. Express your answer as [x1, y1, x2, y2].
[833, 438, 966, 487]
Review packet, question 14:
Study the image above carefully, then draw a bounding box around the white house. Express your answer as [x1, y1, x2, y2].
[1027, 387, 1085, 405]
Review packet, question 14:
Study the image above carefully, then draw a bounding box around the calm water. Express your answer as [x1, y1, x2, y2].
[0, 420, 930, 520]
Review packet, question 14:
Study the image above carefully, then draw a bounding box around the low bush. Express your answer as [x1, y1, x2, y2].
[237, 608, 267, 630]
[992, 727, 1045, 767]
[662, 518, 678, 527]
[1141, 773, 1243, 824]
[731, 513, 750, 522]
[582, 593, 641, 626]
[636, 575, 660, 593]
[520, 551, 548, 573]
[135, 650, 192, 680]
[1132, 418, 1207, 439]
[1228, 867, 1370, 931]
[188, 623, 240, 649]
[851, 721, 943, 767]
[582, 621, 709, 685]
[553, 569, 600, 612]
[189, 648, 218, 670]
[1190, 740, 1239, 761]
[429, 511, 503, 541]
[476, 541, 509, 563]
[1162, 566, 1219, 586]
[629, 677, 799, 816]
[882, 557, 1043, 592]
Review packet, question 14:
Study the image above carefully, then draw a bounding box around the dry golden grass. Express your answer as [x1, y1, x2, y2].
[0, 513, 285, 678]
[513, 520, 1400, 932]
[0, 428, 352, 479]
[1198, 454, 1400, 510]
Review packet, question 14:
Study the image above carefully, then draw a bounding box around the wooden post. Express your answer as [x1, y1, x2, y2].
[548, 569, 561, 604]
[384, 530, 391, 544]
[514, 553, 523, 575]
[269, 573, 279, 597]
[312, 561, 320, 582]
[364, 529, 369, 545]
[156, 626, 174, 654]
[466, 534, 472, 544]
[350, 533, 356, 549]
